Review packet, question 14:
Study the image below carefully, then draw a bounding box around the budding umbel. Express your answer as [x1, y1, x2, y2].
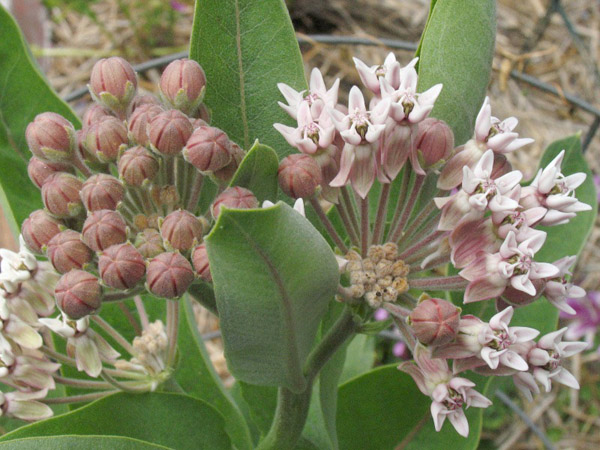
[408, 297, 461, 346]
[182, 126, 232, 172]
[80, 174, 124, 211]
[41, 173, 84, 218]
[55, 270, 102, 320]
[89, 57, 137, 115]
[118, 146, 159, 186]
[82, 210, 128, 251]
[146, 252, 195, 299]
[98, 243, 146, 290]
[192, 244, 211, 281]
[25, 112, 76, 163]
[46, 230, 94, 273]
[415, 118, 454, 169]
[134, 228, 165, 258]
[27, 157, 72, 189]
[278, 154, 322, 199]
[160, 210, 203, 251]
[83, 117, 128, 163]
[159, 59, 206, 116]
[148, 110, 193, 156]
[211, 186, 258, 219]
[21, 210, 62, 254]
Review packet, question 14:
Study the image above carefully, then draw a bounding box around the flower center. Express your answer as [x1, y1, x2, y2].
[444, 388, 464, 411]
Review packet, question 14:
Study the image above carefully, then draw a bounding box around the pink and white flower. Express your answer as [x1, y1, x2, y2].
[399, 345, 491, 437]
[543, 256, 585, 315]
[353, 53, 405, 95]
[274, 101, 335, 154]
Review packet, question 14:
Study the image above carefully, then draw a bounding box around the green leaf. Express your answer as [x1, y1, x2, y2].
[189, 0, 307, 157]
[338, 334, 375, 384]
[416, 0, 496, 145]
[0, 6, 81, 234]
[0, 436, 169, 449]
[0, 393, 231, 450]
[336, 364, 429, 450]
[229, 140, 279, 202]
[205, 202, 339, 392]
[237, 382, 277, 438]
[176, 296, 253, 450]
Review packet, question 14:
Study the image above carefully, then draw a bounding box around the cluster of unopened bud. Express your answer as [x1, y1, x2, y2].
[345, 243, 410, 308]
[21, 56, 259, 319]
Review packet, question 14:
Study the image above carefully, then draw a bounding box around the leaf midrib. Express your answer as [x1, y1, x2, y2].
[234, 0, 249, 149]
[221, 211, 305, 389]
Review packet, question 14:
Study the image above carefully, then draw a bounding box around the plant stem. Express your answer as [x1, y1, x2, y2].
[385, 166, 412, 242]
[102, 286, 145, 302]
[257, 307, 356, 450]
[91, 315, 136, 356]
[360, 195, 369, 255]
[407, 275, 467, 291]
[309, 197, 348, 254]
[42, 391, 118, 405]
[166, 300, 180, 367]
[335, 202, 360, 247]
[186, 171, 204, 213]
[134, 295, 150, 329]
[371, 183, 391, 245]
[72, 153, 93, 177]
[390, 174, 425, 243]
[118, 302, 142, 336]
[399, 230, 444, 261]
[341, 186, 360, 233]
[101, 370, 148, 393]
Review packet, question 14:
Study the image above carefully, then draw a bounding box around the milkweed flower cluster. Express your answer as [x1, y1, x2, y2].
[10, 56, 268, 418]
[275, 53, 592, 437]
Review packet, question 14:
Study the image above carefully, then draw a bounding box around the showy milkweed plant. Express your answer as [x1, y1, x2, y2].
[0, 1, 596, 449]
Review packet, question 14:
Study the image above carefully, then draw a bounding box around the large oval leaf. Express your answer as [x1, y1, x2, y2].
[189, 0, 307, 156]
[0, 393, 231, 450]
[229, 140, 279, 202]
[416, 0, 496, 145]
[0, 6, 80, 234]
[0, 436, 168, 449]
[205, 202, 339, 392]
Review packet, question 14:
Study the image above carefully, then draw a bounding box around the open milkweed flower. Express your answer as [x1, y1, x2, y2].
[520, 150, 591, 226]
[328, 86, 390, 198]
[39, 314, 119, 378]
[0, 389, 53, 421]
[399, 345, 491, 437]
[274, 101, 335, 155]
[277, 67, 340, 120]
[353, 53, 405, 95]
[543, 256, 585, 315]
[459, 231, 559, 303]
[438, 97, 534, 190]
[514, 328, 588, 400]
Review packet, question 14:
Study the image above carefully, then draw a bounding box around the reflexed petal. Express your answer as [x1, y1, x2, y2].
[75, 335, 102, 377]
[464, 278, 506, 303]
[499, 351, 528, 371]
[448, 409, 469, 437]
[430, 401, 447, 432]
[474, 98, 491, 142]
[552, 367, 579, 389]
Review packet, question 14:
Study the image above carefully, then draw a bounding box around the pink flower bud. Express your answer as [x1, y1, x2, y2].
[27, 157, 72, 189]
[182, 126, 232, 172]
[89, 57, 137, 114]
[491, 153, 512, 179]
[25, 112, 76, 162]
[415, 118, 454, 169]
[160, 210, 203, 251]
[408, 298, 461, 346]
[148, 110, 193, 156]
[83, 117, 128, 163]
[134, 228, 165, 258]
[191, 244, 211, 281]
[41, 173, 84, 218]
[46, 229, 93, 273]
[129, 94, 161, 113]
[21, 210, 62, 254]
[278, 154, 322, 199]
[98, 243, 146, 289]
[127, 104, 163, 146]
[211, 186, 258, 219]
[82, 210, 127, 251]
[117, 146, 159, 186]
[80, 174, 124, 211]
[213, 143, 245, 184]
[82, 104, 114, 128]
[146, 252, 195, 298]
[501, 280, 546, 307]
[159, 58, 206, 115]
[55, 270, 102, 319]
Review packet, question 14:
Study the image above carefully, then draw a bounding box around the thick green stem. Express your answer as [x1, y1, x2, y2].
[257, 307, 356, 450]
